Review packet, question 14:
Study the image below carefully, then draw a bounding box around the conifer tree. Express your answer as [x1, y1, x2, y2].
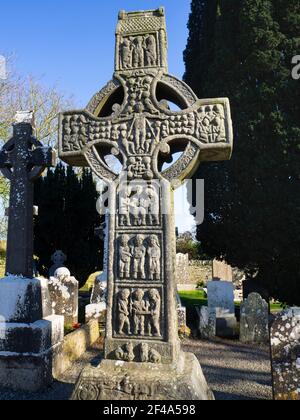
[34, 163, 103, 287]
[184, 0, 300, 305]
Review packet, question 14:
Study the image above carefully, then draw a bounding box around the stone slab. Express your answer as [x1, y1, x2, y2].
[0, 315, 64, 353]
[207, 280, 235, 314]
[240, 293, 269, 344]
[85, 303, 107, 324]
[0, 277, 51, 323]
[72, 352, 214, 400]
[48, 275, 78, 326]
[271, 307, 300, 400]
[212, 260, 233, 282]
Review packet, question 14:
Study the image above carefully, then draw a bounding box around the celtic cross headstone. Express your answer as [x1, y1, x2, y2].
[59, 8, 233, 400]
[0, 111, 56, 277]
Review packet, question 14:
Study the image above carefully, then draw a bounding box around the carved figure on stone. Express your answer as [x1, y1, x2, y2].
[149, 348, 161, 364]
[133, 36, 145, 68]
[121, 38, 132, 69]
[123, 342, 135, 362]
[132, 289, 147, 336]
[145, 35, 157, 67]
[140, 343, 149, 362]
[146, 289, 161, 337]
[119, 188, 131, 226]
[147, 186, 159, 225]
[132, 185, 147, 226]
[119, 235, 131, 278]
[117, 289, 131, 335]
[147, 235, 161, 280]
[132, 235, 146, 279]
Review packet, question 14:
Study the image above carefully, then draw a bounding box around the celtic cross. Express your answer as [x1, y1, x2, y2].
[0, 112, 56, 278]
[59, 9, 233, 364]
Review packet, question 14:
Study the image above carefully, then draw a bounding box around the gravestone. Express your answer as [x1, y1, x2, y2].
[48, 267, 79, 326]
[212, 259, 233, 282]
[240, 293, 269, 344]
[199, 281, 237, 338]
[0, 112, 64, 392]
[271, 307, 300, 400]
[59, 8, 233, 400]
[176, 253, 190, 286]
[49, 250, 67, 277]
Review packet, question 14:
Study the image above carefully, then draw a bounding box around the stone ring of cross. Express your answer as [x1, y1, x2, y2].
[59, 67, 233, 187]
[0, 122, 56, 182]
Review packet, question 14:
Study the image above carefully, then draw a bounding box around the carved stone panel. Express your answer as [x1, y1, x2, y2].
[117, 182, 161, 228]
[113, 286, 163, 340]
[116, 233, 162, 283]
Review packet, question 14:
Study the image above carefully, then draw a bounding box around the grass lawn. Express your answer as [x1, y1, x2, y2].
[179, 290, 284, 314]
[179, 290, 208, 308]
[79, 271, 101, 293]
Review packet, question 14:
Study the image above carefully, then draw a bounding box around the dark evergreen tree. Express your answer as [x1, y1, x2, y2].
[34, 163, 103, 288]
[184, 0, 300, 305]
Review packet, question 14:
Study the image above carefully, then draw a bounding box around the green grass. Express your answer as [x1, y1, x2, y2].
[179, 290, 284, 314]
[179, 290, 208, 308]
[79, 271, 101, 293]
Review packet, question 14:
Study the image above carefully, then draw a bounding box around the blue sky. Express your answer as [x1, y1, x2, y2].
[0, 1, 191, 106]
[0, 0, 195, 233]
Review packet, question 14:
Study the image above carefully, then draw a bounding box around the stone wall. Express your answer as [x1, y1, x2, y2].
[176, 257, 245, 288]
[189, 260, 212, 285]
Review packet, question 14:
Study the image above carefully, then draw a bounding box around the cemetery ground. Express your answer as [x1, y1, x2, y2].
[0, 272, 273, 401]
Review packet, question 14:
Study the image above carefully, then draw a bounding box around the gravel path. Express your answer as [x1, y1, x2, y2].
[0, 338, 272, 400]
[183, 338, 273, 400]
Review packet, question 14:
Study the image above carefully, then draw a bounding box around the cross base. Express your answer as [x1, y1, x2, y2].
[0, 277, 64, 392]
[72, 352, 214, 400]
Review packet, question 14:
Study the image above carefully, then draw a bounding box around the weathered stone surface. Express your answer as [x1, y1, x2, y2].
[53, 320, 100, 378]
[85, 303, 107, 324]
[207, 280, 235, 314]
[0, 314, 64, 392]
[48, 268, 78, 326]
[0, 113, 56, 278]
[215, 309, 238, 338]
[59, 7, 233, 400]
[72, 352, 214, 400]
[271, 307, 300, 400]
[0, 277, 51, 323]
[49, 250, 67, 278]
[197, 306, 216, 339]
[198, 281, 237, 339]
[212, 259, 233, 282]
[177, 306, 187, 328]
[176, 253, 190, 285]
[240, 293, 269, 344]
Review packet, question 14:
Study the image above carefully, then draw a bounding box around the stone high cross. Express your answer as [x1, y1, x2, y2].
[0, 112, 56, 278]
[59, 9, 233, 368]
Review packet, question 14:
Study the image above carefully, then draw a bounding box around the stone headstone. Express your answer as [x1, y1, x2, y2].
[208, 281, 235, 314]
[176, 253, 190, 284]
[0, 113, 63, 392]
[59, 8, 233, 401]
[240, 293, 269, 344]
[271, 307, 300, 400]
[198, 281, 237, 338]
[49, 250, 67, 278]
[197, 306, 216, 339]
[48, 267, 79, 326]
[212, 259, 233, 282]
